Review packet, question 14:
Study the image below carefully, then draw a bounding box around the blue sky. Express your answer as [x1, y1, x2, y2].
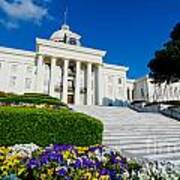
[0, 0, 180, 78]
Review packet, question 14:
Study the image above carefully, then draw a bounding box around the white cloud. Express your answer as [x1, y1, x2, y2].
[0, 0, 51, 29]
[0, 19, 18, 29]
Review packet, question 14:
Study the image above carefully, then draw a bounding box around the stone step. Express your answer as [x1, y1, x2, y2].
[104, 132, 180, 136]
[103, 135, 180, 140]
[113, 142, 180, 150]
[103, 137, 180, 145]
[144, 152, 180, 161]
[104, 129, 180, 133]
[72, 106, 180, 169]
[125, 145, 180, 156]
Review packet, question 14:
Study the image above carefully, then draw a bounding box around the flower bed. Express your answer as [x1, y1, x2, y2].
[0, 144, 179, 179]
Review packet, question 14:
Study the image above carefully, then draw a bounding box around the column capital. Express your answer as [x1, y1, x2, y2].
[51, 57, 57, 64]
[37, 54, 45, 60]
[51, 56, 57, 60]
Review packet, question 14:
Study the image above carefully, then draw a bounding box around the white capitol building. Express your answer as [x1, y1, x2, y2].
[0, 23, 179, 105]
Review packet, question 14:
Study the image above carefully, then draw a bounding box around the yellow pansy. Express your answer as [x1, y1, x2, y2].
[18, 167, 26, 176]
[40, 173, 47, 180]
[77, 147, 89, 154]
[95, 172, 100, 177]
[47, 168, 54, 176]
[92, 178, 99, 180]
[83, 172, 92, 180]
[100, 175, 110, 180]
[1, 165, 8, 172]
[2, 169, 8, 176]
[0, 147, 11, 155]
[63, 151, 71, 160]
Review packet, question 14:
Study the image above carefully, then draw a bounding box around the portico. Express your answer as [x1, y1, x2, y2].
[36, 52, 106, 105]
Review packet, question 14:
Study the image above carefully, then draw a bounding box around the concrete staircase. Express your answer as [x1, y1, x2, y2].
[71, 105, 180, 168]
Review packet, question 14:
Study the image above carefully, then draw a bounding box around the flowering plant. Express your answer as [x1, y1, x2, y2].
[0, 144, 179, 179]
[27, 144, 141, 179]
[0, 147, 27, 179]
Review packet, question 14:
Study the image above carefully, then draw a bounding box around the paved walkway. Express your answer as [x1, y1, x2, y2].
[72, 106, 180, 168]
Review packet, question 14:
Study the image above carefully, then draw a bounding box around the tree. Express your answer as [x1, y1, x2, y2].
[148, 22, 180, 84]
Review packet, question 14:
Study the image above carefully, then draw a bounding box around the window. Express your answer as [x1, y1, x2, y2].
[108, 76, 113, 83]
[68, 80, 74, 88]
[141, 88, 145, 97]
[25, 78, 32, 89]
[118, 78, 122, 84]
[26, 66, 33, 74]
[10, 76, 17, 87]
[127, 88, 130, 100]
[118, 87, 122, 94]
[108, 85, 112, 96]
[11, 64, 18, 73]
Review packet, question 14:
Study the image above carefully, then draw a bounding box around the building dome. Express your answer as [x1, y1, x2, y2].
[50, 24, 81, 46]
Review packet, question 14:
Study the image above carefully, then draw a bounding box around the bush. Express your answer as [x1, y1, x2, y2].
[0, 107, 103, 147]
[0, 91, 16, 97]
[0, 93, 66, 107]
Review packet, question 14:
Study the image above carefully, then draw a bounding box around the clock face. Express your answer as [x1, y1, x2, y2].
[69, 38, 77, 45]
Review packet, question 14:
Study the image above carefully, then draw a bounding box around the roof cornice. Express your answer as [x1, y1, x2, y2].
[103, 63, 129, 72]
[36, 38, 106, 57]
[0, 46, 35, 58]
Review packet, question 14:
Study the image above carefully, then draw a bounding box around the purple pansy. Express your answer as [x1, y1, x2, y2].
[28, 158, 40, 169]
[57, 167, 67, 176]
[74, 159, 82, 168]
[100, 169, 110, 175]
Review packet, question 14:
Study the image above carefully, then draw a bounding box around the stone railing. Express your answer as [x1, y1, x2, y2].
[161, 107, 180, 121]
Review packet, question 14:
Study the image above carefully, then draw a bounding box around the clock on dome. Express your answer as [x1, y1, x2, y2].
[69, 37, 77, 45]
[50, 24, 81, 46]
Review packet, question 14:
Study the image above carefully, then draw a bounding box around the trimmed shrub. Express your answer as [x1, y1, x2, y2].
[0, 93, 67, 107]
[0, 91, 8, 97]
[0, 107, 103, 147]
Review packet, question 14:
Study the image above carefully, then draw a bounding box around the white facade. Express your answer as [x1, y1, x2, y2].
[0, 24, 130, 105]
[133, 75, 180, 102]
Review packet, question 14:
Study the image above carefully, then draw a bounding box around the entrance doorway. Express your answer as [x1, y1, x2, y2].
[68, 95, 74, 104]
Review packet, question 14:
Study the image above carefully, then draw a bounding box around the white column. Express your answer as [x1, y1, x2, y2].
[1, 61, 10, 92]
[75, 61, 81, 105]
[49, 57, 56, 97]
[62, 59, 69, 103]
[87, 63, 92, 105]
[97, 65, 103, 105]
[36, 55, 44, 93]
[18, 64, 26, 94]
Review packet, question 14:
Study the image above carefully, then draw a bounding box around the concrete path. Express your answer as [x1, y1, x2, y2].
[72, 106, 180, 168]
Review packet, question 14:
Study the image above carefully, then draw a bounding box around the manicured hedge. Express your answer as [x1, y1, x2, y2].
[0, 93, 66, 107]
[0, 107, 103, 147]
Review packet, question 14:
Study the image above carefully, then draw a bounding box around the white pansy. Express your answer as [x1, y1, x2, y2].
[11, 143, 39, 158]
